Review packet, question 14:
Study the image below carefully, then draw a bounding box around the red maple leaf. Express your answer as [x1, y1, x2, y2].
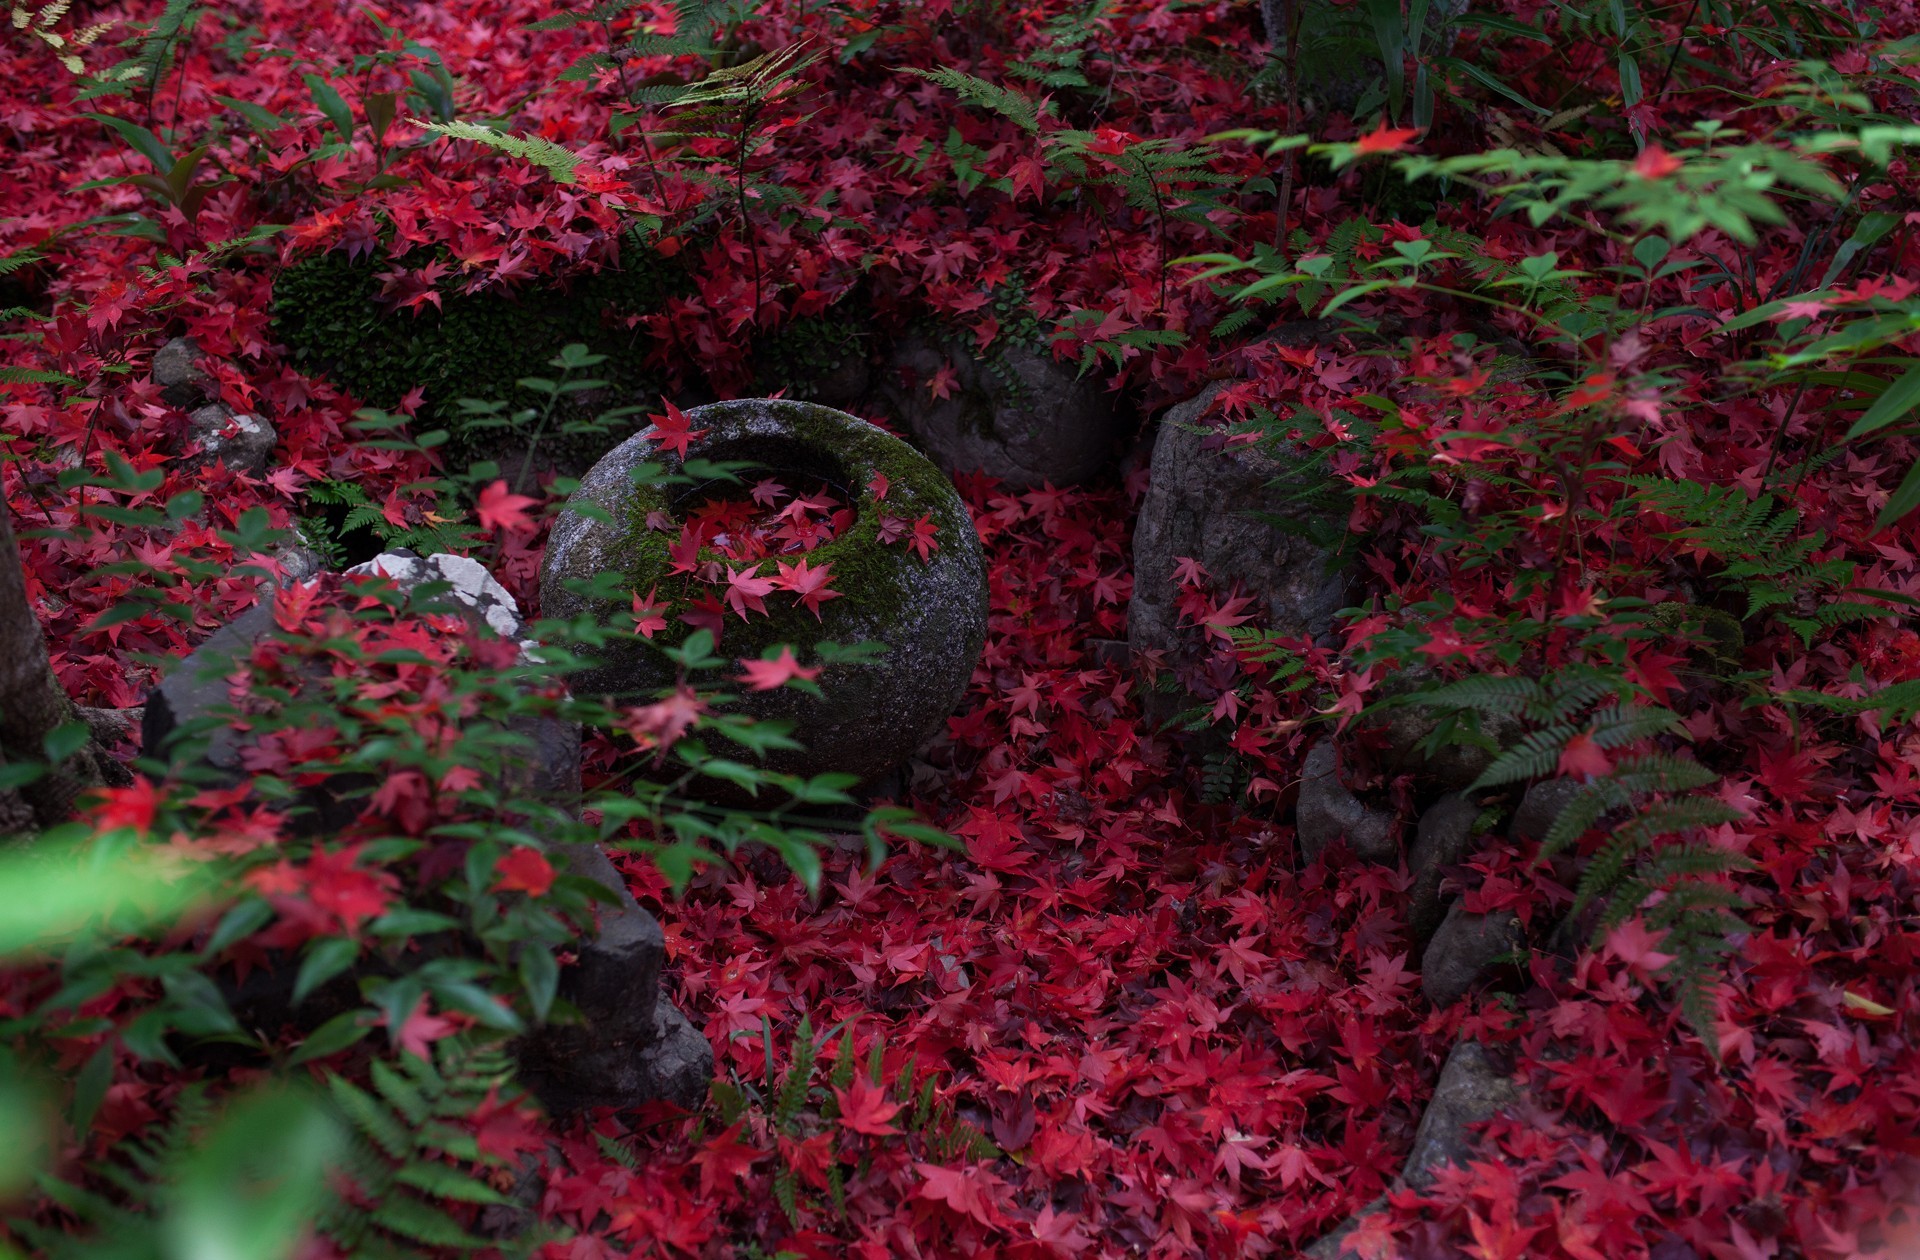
[1557, 731, 1613, 779]
[390, 995, 458, 1060]
[631, 586, 670, 638]
[476, 480, 539, 534]
[737, 647, 822, 691]
[493, 847, 556, 897]
[915, 1162, 1007, 1229]
[691, 1122, 762, 1196]
[773, 557, 840, 618]
[1633, 143, 1683, 179]
[1355, 124, 1420, 155]
[306, 844, 398, 932]
[723, 564, 776, 620]
[834, 1075, 903, 1136]
[93, 775, 162, 835]
[907, 514, 940, 562]
[647, 400, 708, 459]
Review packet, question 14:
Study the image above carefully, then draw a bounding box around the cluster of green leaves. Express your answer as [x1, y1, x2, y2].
[1407, 669, 1751, 1053]
[1617, 476, 1901, 646]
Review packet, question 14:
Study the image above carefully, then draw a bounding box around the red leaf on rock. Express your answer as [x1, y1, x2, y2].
[737, 647, 821, 691]
[648, 401, 708, 459]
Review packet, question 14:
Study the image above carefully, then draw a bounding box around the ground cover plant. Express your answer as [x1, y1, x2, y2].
[4, 0, 1920, 1255]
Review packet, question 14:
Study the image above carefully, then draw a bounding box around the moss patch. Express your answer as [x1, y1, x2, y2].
[272, 238, 691, 462]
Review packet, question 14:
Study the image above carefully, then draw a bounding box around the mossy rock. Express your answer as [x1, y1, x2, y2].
[541, 398, 988, 784]
[271, 244, 688, 469]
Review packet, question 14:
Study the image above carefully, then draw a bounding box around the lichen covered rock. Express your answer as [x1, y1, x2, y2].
[880, 332, 1117, 488]
[186, 402, 277, 476]
[542, 398, 988, 784]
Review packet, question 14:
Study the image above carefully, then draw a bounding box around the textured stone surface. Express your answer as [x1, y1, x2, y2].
[74, 704, 143, 747]
[1406, 792, 1482, 945]
[1296, 739, 1396, 865]
[1305, 1039, 1522, 1257]
[542, 397, 989, 785]
[1129, 380, 1350, 715]
[1402, 1040, 1521, 1188]
[141, 600, 278, 782]
[186, 403, 277, 475]
[518, 843, 711, 1113]
[1421, 900, 1524, 1007]
[881, 334, 1116, 488]
[1510, 776, 1584, 845]
[154, 336, 211, 408]
[348, 550, 525, 639]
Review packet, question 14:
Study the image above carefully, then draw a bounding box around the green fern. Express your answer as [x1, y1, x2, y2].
[898, 66, 1047, 134]
[320, 1040, 521, 1254]
[415, 119, 581, 184]
[1618, 474, 1886, 644]
[1404, 669, 1751, 1056]
[8, 1087, 221, 1257]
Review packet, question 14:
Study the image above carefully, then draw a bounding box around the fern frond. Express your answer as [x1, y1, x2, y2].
[1470, 722, 1575, 789]
[415, 119, 581, 184]
[898, 66, 1047, 133]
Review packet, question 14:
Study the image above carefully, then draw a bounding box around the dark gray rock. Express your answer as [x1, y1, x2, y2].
[1128, 381, 1350, 718]
[154, 336, 211, 408]
[1304, 1039, 1522, 1257]
[880, 334, 1116, 488]
[186, 402, 277, 476]
[542, 398, 989, 786]
[1401, 1040, 1521, 1188]
[75, 704, 143, 747]
[518, 843, 711, 1113]
[1296, 739, 1395, 865]
[142, 600, 279, 784]
[1406, 792, 1481, 945]
[1510, 777, 1584, 846]
[1421, 901, 1523, 1007]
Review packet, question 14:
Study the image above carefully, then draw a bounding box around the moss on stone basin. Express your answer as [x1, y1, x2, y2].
[540, 398, 988, 784]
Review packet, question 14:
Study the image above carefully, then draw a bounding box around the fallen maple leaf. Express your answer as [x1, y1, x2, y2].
[648, 400, 709, 459]
[1557, 731, 1613, 779]
[915, 1162, 1007, 1229]
[738, 647, 822, 691]
[1633, 143, 1683, 179]
[773, 557, 841, 618]
[833, 1075, 903, 1136]
[631, 586, 670, 639]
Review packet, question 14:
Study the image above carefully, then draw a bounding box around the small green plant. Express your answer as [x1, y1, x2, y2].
[701, 1015, 997, 1233]
[1404, 670, 1751, 1053]
[452, 342, 648, 493]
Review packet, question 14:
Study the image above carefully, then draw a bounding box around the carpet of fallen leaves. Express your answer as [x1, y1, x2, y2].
[8, 0, 1920, 1255]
